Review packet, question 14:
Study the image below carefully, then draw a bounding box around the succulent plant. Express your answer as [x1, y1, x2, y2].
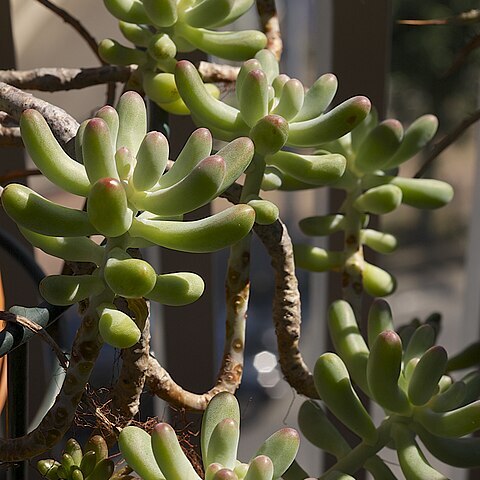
[294, 112, 454, 299]
[37, 435, 131, 480]
[100, 0, 266, 113]
[291, 299, 480, 479]
[118, 391, 300, 480]
[0, 91, 257, 349]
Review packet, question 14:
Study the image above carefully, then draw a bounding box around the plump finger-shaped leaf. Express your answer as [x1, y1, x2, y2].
[98, 38, 147, 65]
[104, 249, 156, 298]
[299, 214, 345, 236]
[272, 79, 304, 121]
[98, 306, 141, 348]
[152, 423, 201, 480]
[265, 150, 346, 185]
[287, 96, 371, 148]
[157, 128, 212, 189]
[322, 473, 356, 480]
[386, 115, 438, 168]
[84, 435, 108, 462]
[157, 97, 191, 115]
[87, 458, 115, 480]
[70, 466, 84, 480]
[40, 274, 104, 305]
[390, 178, 453, 209]
[403, 324, 436, 367]
[79, 451, 96, 477]
[429, 381, 466, 412]
[116, 91, 147, 155]
[119, 21, 153, 47]
[216, 137, 254, 191]
[254, 428, 299, 479]
[87, 178, 133, 237]
[212, 469, 238, 480]
[175, 61, 246, 134]
[392, 423, 447, 480]
[146, 272, 204, 306]
[446, 341, 480, 372]
[244, 456, 273, 480]
[103, 0, 149, 22]
[19, 227, 104, 265]
[236, 59, 262, 104]
[178, 25, 267, 62]
[361, 229, 397, 254]
[132, 131, 169, 191]
[20, 109, 90, 196]
[261, 166, 283, 190]
[247, 199, 279, 225]
[350, 110, 378, 152]
[1, 184, 96, 236]
[201, 392, 240, 467]
[82, 118, 118, 183]
[363, 262, 396, 297]
[37, 459, 59, 479]
[183, 0, 235, 28]
[65, 438, 82, 466]
[415, 423, 480, 468]
[143, 0, 177, 27]
[254, 49, 279, 84]
[250, 115, 289, 156]
[294, 244, 343, 272]
[119, 426, 165, 480]
[95, 105, 119, 148]
[129, 204, 255, 253]
[143, 71, 181, 105]
[208, 0, 255, 27]
[293, 73, 338, 122]
[367, 331, 411, 414]
[206, 418, 239, 469]
[298, 400, 350, 458]
[367, 299, 394, 348]
[328, 300, 370, 394]
[354, 119, 403, 173]
[314, 353, 377, 443]
[458, 371, 480, 406]
[354, 185, 402, 215]
[148, 33, 177, 62]
[408, 346, 448, 406]
[115, 146, 135, 180]
[134, 155, 226, 215]
[238, 69, 269, 127]
[206, 464, 223, 480]
[415, 400, 480, 437]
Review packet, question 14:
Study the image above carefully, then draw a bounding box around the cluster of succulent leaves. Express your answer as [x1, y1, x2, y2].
[37, 435, 130, 480]
[118, 392, 299, 480]
[291, 299, 480, 479]
[294, 112, 454, 297]
[100, 0, 266, 113]
[1, 90, 258, 349]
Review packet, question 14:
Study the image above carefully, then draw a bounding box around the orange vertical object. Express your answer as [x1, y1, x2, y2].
[0, 272, 7, 413]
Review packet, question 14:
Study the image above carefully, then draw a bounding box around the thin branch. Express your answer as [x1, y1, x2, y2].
[0, 82, 79, 154]
[256, 0, 283, 60]
[0, 125, 21, 147]
[0, 312, 68, 369]
[34, 0, 116, 103]
[415, 108, 480, 178]
[0, 66, 134, 92]
[197, 61, 239, 83]
[444, 33, 480, 76]
[398, 9, 480, 26]
[0, 169, 41, 184]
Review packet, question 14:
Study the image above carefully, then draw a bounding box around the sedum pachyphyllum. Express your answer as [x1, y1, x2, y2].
[0, 91, 257, 349]
[99, 0, 266, 113]
[293, 112, 454, 302]
[118, 391, 300, 480]
[285, 299, 480, 480]
[36, 435, 131, 480]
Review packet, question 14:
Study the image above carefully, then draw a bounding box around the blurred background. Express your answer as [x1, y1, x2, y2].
[2, 0, 480, 478]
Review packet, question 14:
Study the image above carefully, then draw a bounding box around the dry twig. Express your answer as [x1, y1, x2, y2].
[256, 0, 283, 60]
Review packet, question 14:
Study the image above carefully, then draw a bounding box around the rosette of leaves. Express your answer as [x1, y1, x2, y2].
[0, 91, 256, 349]
[118, 392, 300, 480]
[37, 435, 132, 480]
[294, 112, 454, 298]
[289, 299, 480, 480]
[99, 0, 266, 113]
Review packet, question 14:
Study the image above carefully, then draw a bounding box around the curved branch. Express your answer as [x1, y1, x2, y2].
[256, 0, 283, 60]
